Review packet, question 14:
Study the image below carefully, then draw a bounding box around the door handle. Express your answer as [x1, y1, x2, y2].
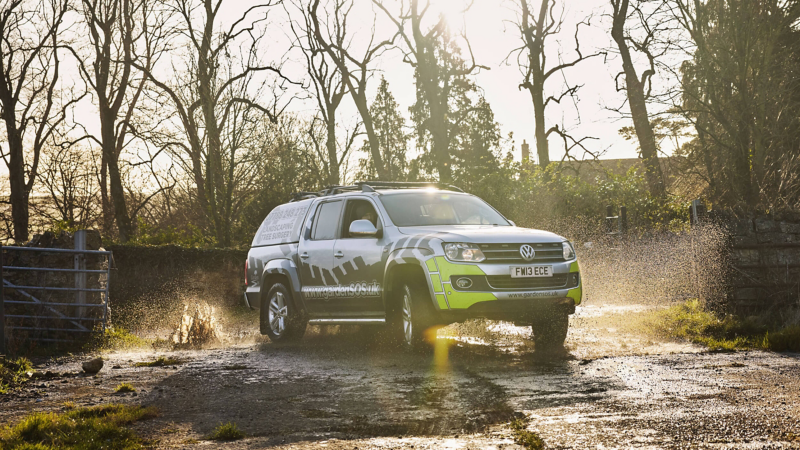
[334, 251, 344, 258]
[300, 252, 309, 259]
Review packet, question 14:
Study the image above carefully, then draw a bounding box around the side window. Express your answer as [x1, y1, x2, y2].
[311, 201, 343, 240]
[342, 199, 379, 238]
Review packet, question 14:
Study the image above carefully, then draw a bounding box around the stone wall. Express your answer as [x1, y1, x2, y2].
[726, 214, 800, 314]
[106, 244, 246, 309]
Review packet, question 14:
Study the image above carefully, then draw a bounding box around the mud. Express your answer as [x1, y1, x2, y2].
[2, 305, 799, 449]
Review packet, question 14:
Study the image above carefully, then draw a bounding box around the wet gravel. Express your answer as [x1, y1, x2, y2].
[2, 308, 799, 449]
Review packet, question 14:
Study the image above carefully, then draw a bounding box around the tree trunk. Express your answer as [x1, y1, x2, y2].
[350, 91, 386, 181]
[326, 118, 340, 185]
[531, 79, 549, 167]
[100, 111, 133, 241]
[611, 0, 665, 197]
[2, 111, 29, 243]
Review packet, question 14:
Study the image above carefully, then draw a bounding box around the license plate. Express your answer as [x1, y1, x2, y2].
[510, 266, 553, 278]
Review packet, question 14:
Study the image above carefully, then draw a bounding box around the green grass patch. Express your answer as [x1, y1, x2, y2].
[114, 383, 136, 394]
[0, 403, 157, 449]
[88, 328, 151, 352]
[133, 356, 184, 367]
[0, 357, 33, 394]
[206, 422, 244, 441]
[652, 300, 800, 352]
[509, 417, 544, 450]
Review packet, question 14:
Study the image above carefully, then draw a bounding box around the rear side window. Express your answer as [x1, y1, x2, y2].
[252, 199, 313, 247]
[312, 201, 343, 240]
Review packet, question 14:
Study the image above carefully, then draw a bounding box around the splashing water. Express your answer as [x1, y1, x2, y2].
[172, 302, 222, 347]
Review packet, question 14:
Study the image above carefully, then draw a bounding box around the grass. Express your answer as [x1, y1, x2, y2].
[133, 356, 184, 367]
[652, 299, 800, 352]
[114, 383, 136, 393]
[0, 357, 33, 394]
[0, 403, 157, 449]
[206, 422, 245, 441]
[509, 417, 545, 450]
[89, 328, 151, 351]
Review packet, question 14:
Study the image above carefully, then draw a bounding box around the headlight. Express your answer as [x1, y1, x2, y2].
[444, 243, 485, 262]
[562, 241, 576, 260]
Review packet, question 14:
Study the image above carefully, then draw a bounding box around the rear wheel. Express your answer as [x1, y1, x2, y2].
[260, 283, 307, 342]
[532, 309, 570, 351]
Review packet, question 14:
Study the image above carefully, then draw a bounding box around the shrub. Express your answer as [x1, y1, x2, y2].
[0, 357, 33, 394]
[206, 422, 245, 441]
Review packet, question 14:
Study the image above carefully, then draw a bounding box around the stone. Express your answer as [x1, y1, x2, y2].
[779, 221, 800, 234]
[82, 357, 104, 374]
[733, 219, 754, 236]
[754, 218, 779, 233]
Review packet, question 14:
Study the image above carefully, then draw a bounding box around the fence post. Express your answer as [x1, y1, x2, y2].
[1, 244, 5, 355]
[74, 230, 87, 319]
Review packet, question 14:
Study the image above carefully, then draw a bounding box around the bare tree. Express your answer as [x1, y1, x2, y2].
[35, 144, 101, 229]
[289, 0, 354, 185]
[309, 0, 392, 181]
[373, 0, 487, 182]
[139, 0, 294, 247]
[510, 0, 603, 167]
[609, 0, 666, 197]
[71, 0, 168, 241]
[0, 0, 75, 242]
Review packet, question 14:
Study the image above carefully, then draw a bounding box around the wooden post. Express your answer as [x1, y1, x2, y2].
[1, 244, 5, 355]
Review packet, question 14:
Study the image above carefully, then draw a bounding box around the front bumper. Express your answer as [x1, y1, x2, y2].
[424, 256, 582, 312]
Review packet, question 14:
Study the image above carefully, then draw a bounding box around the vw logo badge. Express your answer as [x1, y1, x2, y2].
[519, 244, 536, 261]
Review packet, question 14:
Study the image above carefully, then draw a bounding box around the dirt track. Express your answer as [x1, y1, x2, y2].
[2, 304, 800, 449]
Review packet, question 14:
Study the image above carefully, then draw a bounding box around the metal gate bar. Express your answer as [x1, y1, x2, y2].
[1, 241, 112, 346]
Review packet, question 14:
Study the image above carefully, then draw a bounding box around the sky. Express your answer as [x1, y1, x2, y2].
[264, 0, 681, 164]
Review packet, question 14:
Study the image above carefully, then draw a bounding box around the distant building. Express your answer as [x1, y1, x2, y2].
[521, 140, 530, 162]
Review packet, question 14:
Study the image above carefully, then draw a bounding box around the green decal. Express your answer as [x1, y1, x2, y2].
[435, 294, 448, 310]
[569, 261, 580, 272]
[567, 286, 582, 305]
[444, 286, 496, 309]
[434, 257, 485, 281]
[425, 258, 438, 273]
[430, 274, 443, 293]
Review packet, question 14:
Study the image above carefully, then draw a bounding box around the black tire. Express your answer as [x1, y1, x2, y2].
[260, 282, 307, 342]
[532, 309, 570, 351]
[388, 282, 437, 350]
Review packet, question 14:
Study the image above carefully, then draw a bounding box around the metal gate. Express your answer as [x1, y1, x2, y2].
[0, 240, 111, 351]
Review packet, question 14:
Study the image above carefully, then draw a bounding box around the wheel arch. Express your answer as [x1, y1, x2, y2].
[260, 259, 306, 314]
[383, 251, 437, 313]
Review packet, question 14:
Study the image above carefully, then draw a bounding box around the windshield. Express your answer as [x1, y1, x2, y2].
[379, 192, 510, 227]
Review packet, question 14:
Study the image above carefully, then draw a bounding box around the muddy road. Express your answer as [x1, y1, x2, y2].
[2, 304, 800, 449]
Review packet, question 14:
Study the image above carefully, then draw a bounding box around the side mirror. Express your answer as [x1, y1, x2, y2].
[349, 219, 379, 237]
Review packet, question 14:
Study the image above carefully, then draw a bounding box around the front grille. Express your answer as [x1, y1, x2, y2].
[479, 243, 564, 263]
[486, 274, 569, 290]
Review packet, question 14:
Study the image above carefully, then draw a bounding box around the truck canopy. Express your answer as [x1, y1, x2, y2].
[251, 198, 314, 247]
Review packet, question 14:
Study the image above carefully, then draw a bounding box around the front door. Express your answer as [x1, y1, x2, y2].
[297, 200, 343, 316]
[330, 198, 387, 316]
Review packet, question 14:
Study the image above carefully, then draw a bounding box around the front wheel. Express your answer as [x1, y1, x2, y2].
[390, 282, 437, 349]
[532, 309, 570, 351]
[260, 283, 307, 342]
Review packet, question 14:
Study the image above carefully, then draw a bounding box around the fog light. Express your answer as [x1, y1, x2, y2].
[455, 277, 473, 289]
[568, 273, 580, 288]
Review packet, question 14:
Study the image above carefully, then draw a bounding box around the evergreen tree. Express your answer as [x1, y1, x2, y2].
[357, 77, 409, 181]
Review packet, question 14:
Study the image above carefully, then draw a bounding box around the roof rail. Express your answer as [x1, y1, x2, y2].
[356, 181, 464, 193]
[289, 181, 464, 202]
[289, 192, 321, 202]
